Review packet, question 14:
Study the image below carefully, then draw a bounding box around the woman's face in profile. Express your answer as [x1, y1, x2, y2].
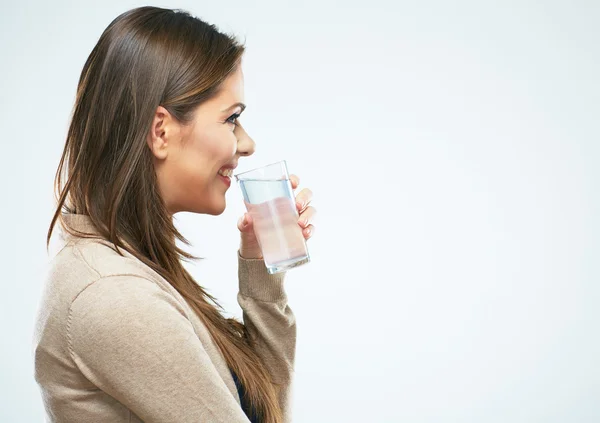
[147, 66, 256, 215]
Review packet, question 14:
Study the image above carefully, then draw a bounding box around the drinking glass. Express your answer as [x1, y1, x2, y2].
[234, 160, 310, 274]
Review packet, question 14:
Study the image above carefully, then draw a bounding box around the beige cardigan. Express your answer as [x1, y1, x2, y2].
[33, 214, 296, 422]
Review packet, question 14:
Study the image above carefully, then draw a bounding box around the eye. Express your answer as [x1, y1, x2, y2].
[226, 112, 241, 126]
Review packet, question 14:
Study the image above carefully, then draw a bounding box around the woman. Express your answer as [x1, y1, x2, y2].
[32, 6, 316, 423]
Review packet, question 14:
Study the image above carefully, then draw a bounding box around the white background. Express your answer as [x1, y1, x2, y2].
[1, 0, 598, 421]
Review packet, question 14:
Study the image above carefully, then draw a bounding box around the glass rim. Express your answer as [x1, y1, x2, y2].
[234, 159, 287, 180]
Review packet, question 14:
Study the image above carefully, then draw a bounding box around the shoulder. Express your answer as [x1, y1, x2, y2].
[56, 237, 158, 280]
[54, 237, 184, 310]
[45, 237, 183, 317]
[68, 272, 187, 323]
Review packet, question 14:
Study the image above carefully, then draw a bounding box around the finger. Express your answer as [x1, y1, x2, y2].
[289, 174, 300, 190]
[298, 206, 317, 228]
[302, 224, 314, 239]
[295, 188, 313, 211]
[237, 213, 254, 232]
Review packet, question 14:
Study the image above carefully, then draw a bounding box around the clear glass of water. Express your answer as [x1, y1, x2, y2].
[234, 160, 310, 274]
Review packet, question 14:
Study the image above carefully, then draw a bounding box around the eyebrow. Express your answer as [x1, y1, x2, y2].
[222, 102, 247, 113]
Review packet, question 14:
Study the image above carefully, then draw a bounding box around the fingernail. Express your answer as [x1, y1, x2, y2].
[243, 214, 248, 225]
[305, 227, 311, 236]
[297, 201, 303, 210]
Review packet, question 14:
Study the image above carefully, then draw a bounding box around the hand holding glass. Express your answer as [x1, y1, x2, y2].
[234, 160, 310, 274]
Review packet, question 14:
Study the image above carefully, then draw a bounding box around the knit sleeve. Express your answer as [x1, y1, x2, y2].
[236, 251, 297, 423]
[67, 274, 250, 423]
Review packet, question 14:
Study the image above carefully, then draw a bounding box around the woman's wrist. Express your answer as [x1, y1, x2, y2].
[239, 232, 263, 259]
[239, 247, 263, 260]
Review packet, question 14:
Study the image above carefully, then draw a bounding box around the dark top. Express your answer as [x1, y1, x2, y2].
[230, 368, 260, 423]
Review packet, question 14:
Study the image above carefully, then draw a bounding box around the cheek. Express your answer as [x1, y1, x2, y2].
[178, 132, 235, 187]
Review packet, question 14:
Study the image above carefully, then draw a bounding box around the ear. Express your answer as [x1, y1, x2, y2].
[146, 106, 173, 160]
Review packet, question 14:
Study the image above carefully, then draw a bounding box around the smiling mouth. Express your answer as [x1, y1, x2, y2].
[218, 168, 234, 177]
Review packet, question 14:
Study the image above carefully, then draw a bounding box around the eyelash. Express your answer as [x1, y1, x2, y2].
[226, 113, 241, 125]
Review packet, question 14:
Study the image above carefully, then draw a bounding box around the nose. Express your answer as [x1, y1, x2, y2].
[235, 123, 256, 157]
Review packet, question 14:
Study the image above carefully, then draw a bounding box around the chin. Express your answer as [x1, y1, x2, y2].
[198, 198, 227, 216]
[180, 186, 228, 215]
[210, 206, 226, 215]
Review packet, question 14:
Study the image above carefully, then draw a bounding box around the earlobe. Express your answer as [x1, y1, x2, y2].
[146, 133, 168, 160]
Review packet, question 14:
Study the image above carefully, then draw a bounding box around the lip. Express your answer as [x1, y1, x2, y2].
[218, 173, 231, 187]
[219, 163, 238, 172]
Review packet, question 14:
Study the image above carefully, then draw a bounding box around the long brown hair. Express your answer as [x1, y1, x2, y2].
[47, 6, 283, 422]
